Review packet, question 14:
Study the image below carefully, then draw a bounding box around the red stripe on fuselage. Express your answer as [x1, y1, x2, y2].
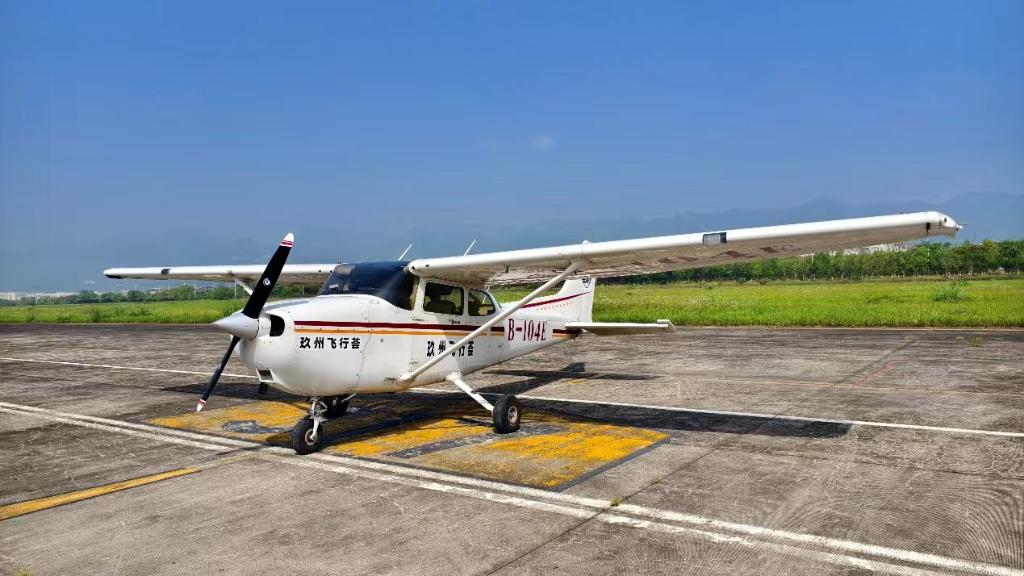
[294, 320, 505, 332]
[293, 320, 576, 335]
[521, 292, 589, 309]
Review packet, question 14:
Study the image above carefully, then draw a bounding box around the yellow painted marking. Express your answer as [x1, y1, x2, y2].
[327, 417, 491, 457]
[414, 423, 668, 488]
[150, 399, 427, 444]
[0, 468, 198, 521]
[151, 399, 668, 489]
[151, 400, 311, 441]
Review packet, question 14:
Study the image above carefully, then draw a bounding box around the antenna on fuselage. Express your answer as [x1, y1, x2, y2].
[398, 243, 413, 260]
[463, 239, 477, 256]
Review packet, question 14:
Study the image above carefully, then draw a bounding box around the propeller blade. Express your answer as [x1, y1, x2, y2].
[201, 233, 293, 409]
[197, 336, 240, 412]
[242, 233, 294, 319]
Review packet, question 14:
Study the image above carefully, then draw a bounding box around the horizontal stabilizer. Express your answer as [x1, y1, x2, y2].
[565, 319, 676, 336]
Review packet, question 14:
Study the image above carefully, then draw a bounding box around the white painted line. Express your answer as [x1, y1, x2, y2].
[0, 402, 260, 450]
[600, 514, 947, 576]
[2, 401, 1021, 576]
[0, 407, 238, 453]
[3, 356, 1022, 439]
[0, 357, 254, 380]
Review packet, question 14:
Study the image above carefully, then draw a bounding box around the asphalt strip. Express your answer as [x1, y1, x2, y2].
[1, 356, 1021, 439]
[0, 401, 1020, 576]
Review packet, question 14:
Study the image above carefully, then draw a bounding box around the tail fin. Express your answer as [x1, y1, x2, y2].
[551, 276, 596, 322]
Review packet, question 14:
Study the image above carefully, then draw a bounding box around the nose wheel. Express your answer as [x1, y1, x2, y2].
[290, 395, 355, 454]
[291, 417, 323, 455]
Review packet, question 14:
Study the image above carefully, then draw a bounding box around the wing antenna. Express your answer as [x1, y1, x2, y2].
[398, 243, 413, 260]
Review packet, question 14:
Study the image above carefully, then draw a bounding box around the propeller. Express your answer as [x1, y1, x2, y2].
[197, 233, 294, 412]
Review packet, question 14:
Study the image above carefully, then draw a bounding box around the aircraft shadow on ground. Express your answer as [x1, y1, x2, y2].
[161, 366, 851, 440]
[480, 362, 661, 396]
[415, 391, 851, 439]
[477, 365, 850, 438]
[163, 379, 290, 402]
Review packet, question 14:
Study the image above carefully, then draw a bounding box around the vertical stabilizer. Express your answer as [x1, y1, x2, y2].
[550, 276, 596, 322]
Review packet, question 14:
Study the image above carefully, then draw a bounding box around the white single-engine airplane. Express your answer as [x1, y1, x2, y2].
[105, 211, 960, 454]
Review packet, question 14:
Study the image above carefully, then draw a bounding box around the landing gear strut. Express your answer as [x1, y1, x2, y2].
[325, 395, 351, 419]
[448, 373, 521, 434]
[291, 397, 327, 455]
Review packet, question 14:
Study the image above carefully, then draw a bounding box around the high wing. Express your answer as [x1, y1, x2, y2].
[104, 263, 336, 285]
[407, 211, 961, 286]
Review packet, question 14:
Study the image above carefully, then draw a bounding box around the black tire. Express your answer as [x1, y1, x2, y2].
[325, 396, 349, 419]
[291, 417, 324, 455]
[492, 395, 521, 434]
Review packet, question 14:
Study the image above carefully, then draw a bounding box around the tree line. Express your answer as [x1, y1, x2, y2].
[5, 239, 1022, 306]
[616, 239, 1023, 283]
[8, 284, 315, 306]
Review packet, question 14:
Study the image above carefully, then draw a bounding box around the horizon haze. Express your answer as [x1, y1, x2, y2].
[2, 2, 1021, 291]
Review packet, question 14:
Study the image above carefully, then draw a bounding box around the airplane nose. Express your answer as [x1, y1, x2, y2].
[213, 311, 260, 340]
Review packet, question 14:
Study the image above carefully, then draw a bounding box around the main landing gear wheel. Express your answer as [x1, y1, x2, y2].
[325, 396, 350, 419]
[492, 394, 521, 434]
[291, 417, 324, 455]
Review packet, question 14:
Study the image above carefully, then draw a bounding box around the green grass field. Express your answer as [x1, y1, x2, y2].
[0, 299, 250, 325]
[502, 278, 1024, 327]
[1, 278, 1021, 327]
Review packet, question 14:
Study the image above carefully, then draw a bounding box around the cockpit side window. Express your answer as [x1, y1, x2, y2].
[467, 289, 497, 316]
[423, 282, 464, 316]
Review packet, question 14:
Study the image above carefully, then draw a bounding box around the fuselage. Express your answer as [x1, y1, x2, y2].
[237, 264, 580, 397]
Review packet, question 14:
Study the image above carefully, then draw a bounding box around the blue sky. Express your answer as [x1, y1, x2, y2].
[1, 1, 1021, 291]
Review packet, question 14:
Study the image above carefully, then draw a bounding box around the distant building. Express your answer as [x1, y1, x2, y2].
[0, 292, 17, 301]
[841, 242, 909, 256]
[19, 292, 76, 300]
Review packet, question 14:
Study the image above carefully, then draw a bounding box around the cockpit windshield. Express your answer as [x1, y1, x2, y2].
[319, 261, 415, 310]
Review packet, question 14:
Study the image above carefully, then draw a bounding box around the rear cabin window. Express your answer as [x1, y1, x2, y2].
[319, 262, 415, 310]
[468, 289, 497, 316]
[423, 283, 464, 316]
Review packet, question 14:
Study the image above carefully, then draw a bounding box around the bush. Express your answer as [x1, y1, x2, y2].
[89, 307, 106, 322]
[932, 281, 970, 302]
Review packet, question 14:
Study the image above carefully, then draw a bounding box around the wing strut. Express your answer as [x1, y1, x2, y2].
[448, 374, 493, 412]
[399, 261, 581, 385]
[233, 278, 254, 295]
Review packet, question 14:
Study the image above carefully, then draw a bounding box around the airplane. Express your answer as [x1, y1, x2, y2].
[105, 211, 960, 454]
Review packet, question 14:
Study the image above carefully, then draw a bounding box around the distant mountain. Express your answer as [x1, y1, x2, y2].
[1, 192, 1019, 292]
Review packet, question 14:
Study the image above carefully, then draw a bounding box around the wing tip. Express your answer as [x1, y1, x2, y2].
[935, 212, 961, 237]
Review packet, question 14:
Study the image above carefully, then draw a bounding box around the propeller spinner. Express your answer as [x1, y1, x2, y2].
[197, 233, 294, 412]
